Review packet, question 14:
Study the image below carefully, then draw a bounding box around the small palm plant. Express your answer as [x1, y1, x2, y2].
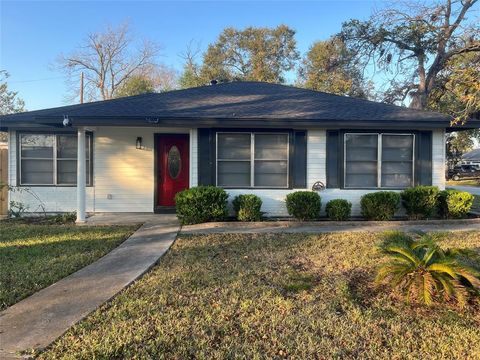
[376, 234, 480, 307]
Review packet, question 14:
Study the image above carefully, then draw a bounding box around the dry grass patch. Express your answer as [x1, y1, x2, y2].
[40, 232, 480, 359]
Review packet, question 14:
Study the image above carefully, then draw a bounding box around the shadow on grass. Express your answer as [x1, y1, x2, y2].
[0, 227, 135, 310]
[37, 231, 480, 359]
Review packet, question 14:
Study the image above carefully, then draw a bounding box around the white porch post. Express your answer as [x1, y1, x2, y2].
[76, 127, 86, 223]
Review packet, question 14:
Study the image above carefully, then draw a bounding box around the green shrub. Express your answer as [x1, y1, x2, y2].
[377, 234, 480, 307]
[360, 191, 400, 221]
[438, 189, 474, 219]
[401, 186, 439, 219]
[232, 194, 263, 222]
[175, 186, 228, 225]
[325, 199, 352, 221]
[285, 191, 321, 220]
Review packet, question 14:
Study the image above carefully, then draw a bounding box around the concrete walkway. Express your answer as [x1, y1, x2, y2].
[83, 212, 170, 226]
[181, 218, 480, 235]
[0, 214, 179, 359]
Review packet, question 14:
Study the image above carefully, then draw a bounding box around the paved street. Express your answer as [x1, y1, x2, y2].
[447, 185, 480, 195]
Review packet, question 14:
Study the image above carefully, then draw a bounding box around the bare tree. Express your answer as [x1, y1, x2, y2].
[58, 23, 161, 102]
[341, 0, 479, 111]
[140, 64, 178, 92]
[178, 40, 204, 88]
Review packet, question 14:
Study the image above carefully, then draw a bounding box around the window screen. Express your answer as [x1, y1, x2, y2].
[216, 132, 289, 188]
[345, 134, 378, 188]
[20, 133, 92, 186]
[344, 133, 414, 188]
[217, 133, 251, 187]
[254, 134, 288, 187]
[381, 134, 414, 187]
[20, 134, 55, 184]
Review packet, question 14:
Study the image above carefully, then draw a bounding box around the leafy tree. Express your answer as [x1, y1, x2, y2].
[199, 25, 299, 83]
[340, 0, 480, 113]
[429, 53, 480, 124]
[0, 71, 25, 142]
[58, 23, 161, 101]
[445, 130, 480, 167]
[179, 66, 203, 89]
[0, 71, 25, 115]
[377, 234, 480, 307]
[298, 37, 370, 98]
[114, 75, 155, 98]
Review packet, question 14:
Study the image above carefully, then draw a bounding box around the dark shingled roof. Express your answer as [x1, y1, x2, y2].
[462, 148, 480, 161]
[0, 81, 472, 129]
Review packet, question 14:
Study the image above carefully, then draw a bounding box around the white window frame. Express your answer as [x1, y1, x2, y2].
[19, 133, 93, 186]
[343, 132, 415, 189]
[216, 132, 290, 188]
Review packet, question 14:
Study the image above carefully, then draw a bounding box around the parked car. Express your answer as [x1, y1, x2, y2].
[447, 164, 480, 181]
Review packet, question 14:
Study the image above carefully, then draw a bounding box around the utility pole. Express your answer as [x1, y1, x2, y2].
[80, 72, 84, 104]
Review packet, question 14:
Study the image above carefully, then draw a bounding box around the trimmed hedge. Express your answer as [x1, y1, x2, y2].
[325, 199, 352, 221]
[175, 186, 228, 225]
[438, 189, 474, 219]
[232, 194, 263, 222]
[285, 191, 321, 220]
[401, 186, 439, 220]
[360, 191, 400, 221]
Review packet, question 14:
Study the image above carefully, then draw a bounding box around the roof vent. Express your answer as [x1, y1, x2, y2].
[210, 79, 218, 85]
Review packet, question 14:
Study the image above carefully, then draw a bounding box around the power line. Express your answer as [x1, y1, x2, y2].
[9, 76, 64, 84]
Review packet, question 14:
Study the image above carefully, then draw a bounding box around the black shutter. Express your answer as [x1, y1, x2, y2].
[292, 131, 307, 188]
[416, 131, 432, 186]
[326, 130, 340, 188]
[197, 128, 215, 185]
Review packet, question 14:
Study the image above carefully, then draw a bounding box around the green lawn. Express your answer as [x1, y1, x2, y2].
[40, 232, 480, 359]
[0, 222, 137, 310]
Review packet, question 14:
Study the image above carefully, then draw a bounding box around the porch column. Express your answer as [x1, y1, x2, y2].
[76, 127, 86, 223]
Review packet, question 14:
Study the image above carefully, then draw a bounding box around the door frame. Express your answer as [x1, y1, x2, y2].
[154, 133, 190, 213]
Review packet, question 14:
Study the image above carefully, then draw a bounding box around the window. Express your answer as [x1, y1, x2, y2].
[216, 132, 289, 188]
[344, 133, 414, 188]
[20, 133, 92, 186]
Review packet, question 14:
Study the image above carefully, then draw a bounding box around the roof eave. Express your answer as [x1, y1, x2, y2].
[0, 115, 462, 130]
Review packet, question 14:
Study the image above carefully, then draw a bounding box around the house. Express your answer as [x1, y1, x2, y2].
[1, 81, 478, 222]
[461, 148, 480, 167]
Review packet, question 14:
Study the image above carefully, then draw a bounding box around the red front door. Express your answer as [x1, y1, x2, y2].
[157, 134, 189, 207]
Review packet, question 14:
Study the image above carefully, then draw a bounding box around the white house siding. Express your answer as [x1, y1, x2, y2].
[8, 127, 446, 217]
[432, 128, 446, 189]
[8, 127, 193, 213]
[189, 128, 198, 187]
[226, 130, 399, 217]
[94, 127, 155, 212]
[225, 129, 327, 216]
[226, 129, 447, 217]
[8, 130, 95, 213]
[93, 126, 195, 212]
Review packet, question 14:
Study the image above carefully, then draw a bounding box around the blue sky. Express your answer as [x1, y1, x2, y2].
[1, 0, 383, 110]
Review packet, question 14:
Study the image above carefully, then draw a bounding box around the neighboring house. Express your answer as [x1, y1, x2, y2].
[461, 148, 480, 167]
[1, 81, 478, 222]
